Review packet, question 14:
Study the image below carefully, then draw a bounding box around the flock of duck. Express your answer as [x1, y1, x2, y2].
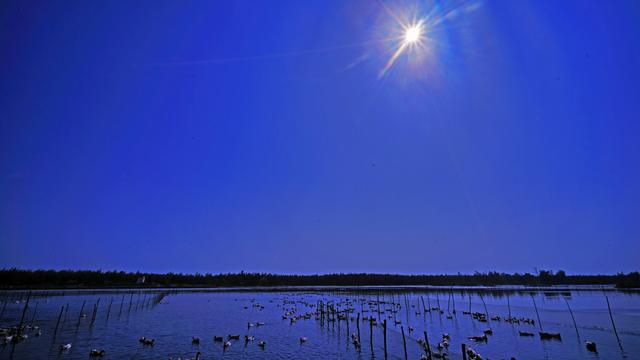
[1, 292, 605, 359]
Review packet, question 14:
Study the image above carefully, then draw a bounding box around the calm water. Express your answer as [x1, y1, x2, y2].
[1, 288, 638, 359]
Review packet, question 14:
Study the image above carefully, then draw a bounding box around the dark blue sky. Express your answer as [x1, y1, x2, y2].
[1, 0, 639, 274]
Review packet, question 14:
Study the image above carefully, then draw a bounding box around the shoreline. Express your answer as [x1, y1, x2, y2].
[1, 284, 638, 292]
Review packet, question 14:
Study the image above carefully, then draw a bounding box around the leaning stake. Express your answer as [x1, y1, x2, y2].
[605, 295, 621, 343]
[400, 326, 408, 360]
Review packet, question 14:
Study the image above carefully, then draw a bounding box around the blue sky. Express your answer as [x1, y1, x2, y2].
[1, 0, 639, 274]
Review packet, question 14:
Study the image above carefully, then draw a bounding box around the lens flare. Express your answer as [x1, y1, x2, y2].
[403, 23, 423, 44]
[380, 18, 427, 78]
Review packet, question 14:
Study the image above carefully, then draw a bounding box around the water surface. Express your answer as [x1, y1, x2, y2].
[1, 288, 638, 359]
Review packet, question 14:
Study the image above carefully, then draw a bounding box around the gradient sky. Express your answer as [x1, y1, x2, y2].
[1, 0, 639, 274]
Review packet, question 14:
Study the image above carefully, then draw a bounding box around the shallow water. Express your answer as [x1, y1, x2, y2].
[1, 288, 638, 359]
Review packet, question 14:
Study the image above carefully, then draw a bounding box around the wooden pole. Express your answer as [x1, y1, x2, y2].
[507, 294, 511, 319]
[54, 306, 64, 333]
[357, 312, 361, 344]
[531, 294, 543, 332]
[91, 298, 100, 323]
[17, 291, 31, 335]
[479, 294, 491, 329]
[377, 293, 381, 323]
[424, 331, 432, 360]
[106, 298, 113, 320]
[401, 326, 408, 360]
[29, 301, 38, 325]
[369, 318, 374, 354]
[562, 297, 579, 338]
[451, 288, 456, 314]
[462, 343, 467, 360]
[605, 295, 621, 343]
[383, 319, 387, 358]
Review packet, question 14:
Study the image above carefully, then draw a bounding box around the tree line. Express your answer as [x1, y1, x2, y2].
[0, 268, 638, 289]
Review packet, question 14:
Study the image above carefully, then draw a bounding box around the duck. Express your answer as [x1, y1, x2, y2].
[139, 336, 155, 346]
[408, 326, 415, 332]
[483, 329, 493, 335]
[224, 341, 232, 349]
[518, 331, 535, 337]
[245, 335, 255, 342]
[256, 322, 265, 326]
[258, 340, 266, 348]
[539, 331, 561, 341]
[247, 322, 255, 328]
[468, 334, 488, 342]
[432, 352, 449, 359]
[89, 349, 106, 357]
[192, 337, 200, 345]
[586, 341, 597, 353]
[59, 343, 72, 351]
[299, 336, 307, 343]
[213, 336, 223, 342]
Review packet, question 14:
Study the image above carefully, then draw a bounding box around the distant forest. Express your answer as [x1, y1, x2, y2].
[1, 269, 638, 289]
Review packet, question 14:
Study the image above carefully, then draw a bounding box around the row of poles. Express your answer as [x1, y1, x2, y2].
[2, 290, 168, 338]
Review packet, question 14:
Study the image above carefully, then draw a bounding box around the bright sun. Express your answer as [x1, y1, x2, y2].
[404, 24, 423, 44]
[379, 18, 427, 78]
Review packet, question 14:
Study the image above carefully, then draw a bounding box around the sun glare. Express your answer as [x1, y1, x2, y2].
[404, 23, 423, 44]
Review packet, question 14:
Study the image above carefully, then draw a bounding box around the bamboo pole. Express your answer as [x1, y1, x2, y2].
[605, 295, 621, 343]
[531, 294, 543, 332]
[91, 298, 100, 323]
[479, 294, 491, 330]
[29, 301, 38, 325]
[369, 318, 374, 355]
[451, 288, 456, 314]
[401, 326, 408, 360]
[357, 312, 361, 344]
[383, 319, 387, 357]
[17, 291, 31, 336]
[424, 330, 432, 360]
[562, 297, 579, 338]
[106, 298, 113, 320]
[54, 306, 64, 333]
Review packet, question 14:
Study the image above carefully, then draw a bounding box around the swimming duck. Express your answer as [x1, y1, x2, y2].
[468, 334, 488, 342]
[89, 349, 105, 357]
